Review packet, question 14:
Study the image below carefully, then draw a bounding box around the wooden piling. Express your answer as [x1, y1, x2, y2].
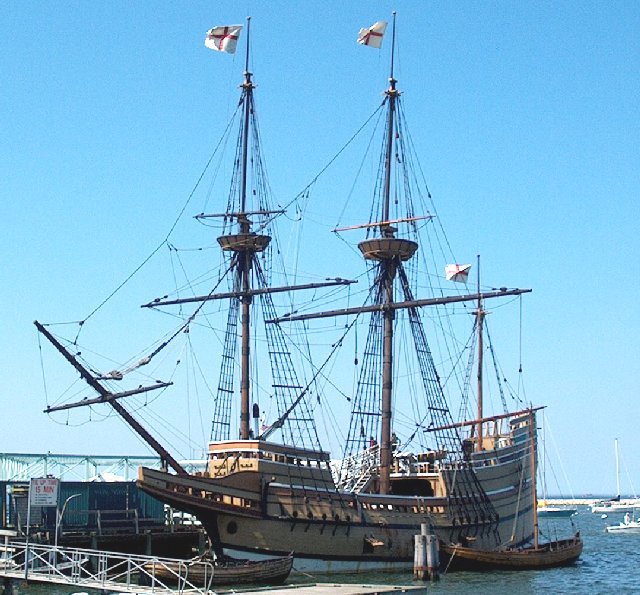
[425, 533, 440, 581]
[413, 523, 439, 581]
[413, 533, 426, 580]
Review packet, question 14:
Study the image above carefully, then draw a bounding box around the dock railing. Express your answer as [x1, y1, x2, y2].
[0, 541, 215, 594]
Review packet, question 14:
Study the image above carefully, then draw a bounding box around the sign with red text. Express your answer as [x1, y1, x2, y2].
[29, 477, 59, 507]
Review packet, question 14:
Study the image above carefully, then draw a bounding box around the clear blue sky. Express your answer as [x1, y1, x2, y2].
[1, 1, 638, 495]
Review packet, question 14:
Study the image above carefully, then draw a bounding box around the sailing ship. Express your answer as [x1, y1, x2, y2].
[34, 17, 571, 573]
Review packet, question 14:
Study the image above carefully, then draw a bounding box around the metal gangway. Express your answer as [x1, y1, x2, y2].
[0, 540, 217, 594]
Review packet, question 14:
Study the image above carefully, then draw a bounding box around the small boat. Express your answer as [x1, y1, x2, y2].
[441, 411, 583, 570]
[537, 504, 577, 518]
[143, 552, 293, 586]
[441, 533, 583, 570]
[605, 513, 640, 534]
[591, 500, 639, 514]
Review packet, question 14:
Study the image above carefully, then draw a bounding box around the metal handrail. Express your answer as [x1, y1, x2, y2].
[0, 541, 214, 594]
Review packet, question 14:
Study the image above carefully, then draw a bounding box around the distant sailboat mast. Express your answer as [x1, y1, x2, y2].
[615, 437, 621, 499]
[475, 255, 486, 452]
[529, 408, 540, 549]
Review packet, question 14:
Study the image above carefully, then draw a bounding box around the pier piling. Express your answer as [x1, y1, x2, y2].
[413, 523, 439, 581]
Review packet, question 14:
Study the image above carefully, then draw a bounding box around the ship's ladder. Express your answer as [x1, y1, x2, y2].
[337, 445, 379, 493]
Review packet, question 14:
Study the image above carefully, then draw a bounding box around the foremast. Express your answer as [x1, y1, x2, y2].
[235, 17, 265, 440]
[194, 17, 271, 440]
[148, 18, 354, 447]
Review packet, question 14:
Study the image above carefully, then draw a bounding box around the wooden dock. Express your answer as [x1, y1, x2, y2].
[227, 585, 427, 595]
[0, 541, 426, 595]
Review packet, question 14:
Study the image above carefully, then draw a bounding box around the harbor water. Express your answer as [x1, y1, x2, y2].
[7, 507, 639, 594]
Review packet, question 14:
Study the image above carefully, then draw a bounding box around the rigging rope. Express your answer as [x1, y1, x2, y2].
[254, 102, 386, 235]
[70, 105, 242, 343]
[99, 260, 236, 382]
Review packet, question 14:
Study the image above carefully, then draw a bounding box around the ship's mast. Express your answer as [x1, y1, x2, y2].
[238, 16, 254, 441]
[528, 408, 539, 549]
[208, 16, 271, 441]
[357, 13, 414, 494]
[379, 15, 397, 495]
[476, 255, 485, 452]
[147, 17, 355, 445]
[269, 14, 531, 495]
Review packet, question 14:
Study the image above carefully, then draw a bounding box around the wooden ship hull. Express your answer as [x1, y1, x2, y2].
[138, 413, 537, 573]
[143, 553, 293, 586]
[440, 534, 583, 570]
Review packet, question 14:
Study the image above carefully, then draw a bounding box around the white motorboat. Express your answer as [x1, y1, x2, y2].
[605, 512, 640, 534]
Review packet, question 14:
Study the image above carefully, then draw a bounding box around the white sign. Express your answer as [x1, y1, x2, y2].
[29, 477, 59, 507]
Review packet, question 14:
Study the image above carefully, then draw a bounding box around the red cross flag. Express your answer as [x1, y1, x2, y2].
[357, 21, 388, 49]
[205, 25, 243, 54]
[445, 264, 472, 283]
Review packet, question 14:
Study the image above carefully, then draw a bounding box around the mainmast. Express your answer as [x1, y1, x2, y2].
[357, 14, 417, 494]
[379, 15, 397, 496]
